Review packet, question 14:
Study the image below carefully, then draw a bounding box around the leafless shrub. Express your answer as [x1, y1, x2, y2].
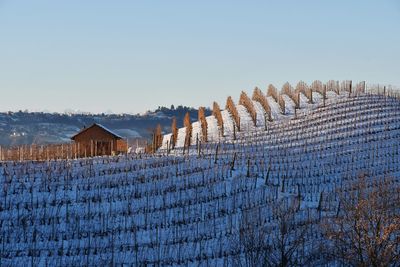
[252, 87, 272, 121]
[278, 94, 286, 115]
[296, 81, 313, 103]
[232, 197, 314, 267]
[239, 91, 257, 126]
[267, 84, 279, 103]
[282, 82, 300, 109]
[341, 80, 352, 95]
[184, 112, 192, 148]
[198, 107, 208, 142]
[311, 80, 327, 103]
[355, 81, 366, 94]
[310, 80, 323, 93]
[155, 124, 162, 150]
[231, 209, 270, 267]
[267, 197, 312, 267]
[171, 117, 178, 149]
[326, 80, 339, 94]
[147, 124, 163, 153]
[321, 174, 400, 266]
[226, 96, 241, 132]
[212, 102, 224, 137]
[281, 82, 293, 96]
[321, 85, 327, 106]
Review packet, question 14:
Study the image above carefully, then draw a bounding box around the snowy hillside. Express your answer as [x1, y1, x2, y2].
[160, 86, 350, 150]
[1, 91, 400, 265]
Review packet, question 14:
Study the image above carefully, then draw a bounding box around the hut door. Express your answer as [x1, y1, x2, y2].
[97, 141, 111, 155]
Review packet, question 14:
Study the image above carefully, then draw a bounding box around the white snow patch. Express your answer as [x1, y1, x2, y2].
[206, 116, 220, 142]
[176, 127, 186, 148]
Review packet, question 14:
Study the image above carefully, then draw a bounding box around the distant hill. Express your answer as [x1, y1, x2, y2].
[0, 105, 211, 147]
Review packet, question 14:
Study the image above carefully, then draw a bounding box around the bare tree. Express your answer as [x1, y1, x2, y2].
[266, 197, 311, 267]
[146, 124, 163, 153]
[198, 106, 208, 142]
[171, 117, 178, 149]
[232, 197, 313, 267]
[267, 84, 279, 103]
[226, 96, 241, 132]
[239, 91, 257, 126]
[231, 208, 270, 267]
[212, 101, 224, 137]
[183, 112, 192, 149]
[322, 174, 400, 267]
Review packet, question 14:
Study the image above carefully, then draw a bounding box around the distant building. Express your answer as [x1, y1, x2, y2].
[71, 123, 127, 157]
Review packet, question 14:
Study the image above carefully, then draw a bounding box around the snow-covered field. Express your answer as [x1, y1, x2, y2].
[0, 93, 400, 265]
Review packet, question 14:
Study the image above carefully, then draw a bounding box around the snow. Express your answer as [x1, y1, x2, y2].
[176, 127, 186, 148]
[206, 116, 220, 142]
[236, 104, 256, 132]
[267, 96, 283, 120]
[221, 110, 235, 138]
[161, 133, 172, 149]
[281, 94, 296, 115]
[326, 90, 339, 98]
[252, 101, 267, 127]
[191, 121, 201, 145]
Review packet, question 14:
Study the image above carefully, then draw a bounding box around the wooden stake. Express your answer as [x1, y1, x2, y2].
[95, 141, 97, 157]
[91, 140, 93, 157]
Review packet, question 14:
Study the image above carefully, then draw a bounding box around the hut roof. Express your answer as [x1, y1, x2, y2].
[71, 123, 123, 140]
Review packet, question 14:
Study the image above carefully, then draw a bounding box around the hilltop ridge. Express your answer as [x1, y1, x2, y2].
[0, 106, 210, 147]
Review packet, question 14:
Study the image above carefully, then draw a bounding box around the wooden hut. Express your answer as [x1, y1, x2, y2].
[71, 123, 127, 157]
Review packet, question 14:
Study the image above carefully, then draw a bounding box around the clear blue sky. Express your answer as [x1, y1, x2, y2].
[1, 1, 399, 114]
